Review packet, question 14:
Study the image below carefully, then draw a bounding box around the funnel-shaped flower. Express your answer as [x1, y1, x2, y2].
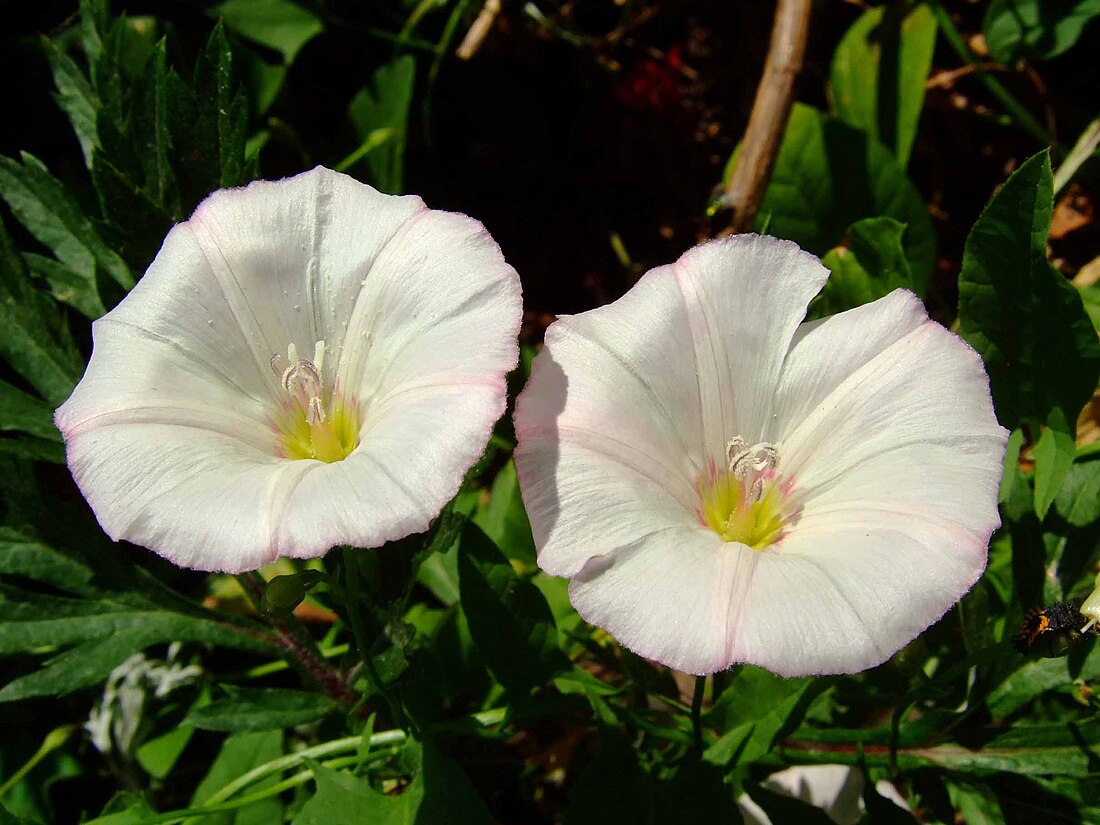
[56, 167, 521, 572]
[515, 235, 1006, 676]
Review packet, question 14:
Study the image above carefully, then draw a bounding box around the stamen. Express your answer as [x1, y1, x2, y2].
[272, 341, 329, 425]
[726, 437, 779, 502]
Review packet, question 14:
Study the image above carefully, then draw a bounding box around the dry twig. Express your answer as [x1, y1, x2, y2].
[721, 0, 812, 235]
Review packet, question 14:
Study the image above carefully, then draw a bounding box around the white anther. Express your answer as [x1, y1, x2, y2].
[273, 344, 327, 424]
[313, 340, 326, 373]
[726, 437, 779, 480]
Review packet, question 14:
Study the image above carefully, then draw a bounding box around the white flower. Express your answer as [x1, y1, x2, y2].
[514, 235, 1006, 676]
[56, 167, 521, 572]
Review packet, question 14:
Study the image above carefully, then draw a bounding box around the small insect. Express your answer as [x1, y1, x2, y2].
[1015, 601, 1094, 656]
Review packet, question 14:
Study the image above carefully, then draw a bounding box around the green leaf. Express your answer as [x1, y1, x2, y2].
[135, 724, 194, 780]
[0, 380, 62, 443]
[958, 150, 1100, 431]
[0, 585, 275, 701]
[0, 438, 65, 463]
[985, 639, 1100, 719]
[473, 459, 536, 565]
[457, 522, 569, 693]
[186, 688, 334, 732]
[294, 739, 490, 825]
[41, 37, 101, 167]
[131, 40, 178, 215]
[216, 0, 323, 64]
[830, 2, 936, 167]
[983, 0, 1100, 62]
[0, 152, 132, 290]
[724, 103, 935, 292]
[947, 780, 1005, 825]
[0, 217, 84, 405]
[705, 671, 823, 768]
[1033, 407, 1077, 519]
[24, 252, 105, 318]
[187, 23, 250, 193]
[0, 528, 94, 593]
[1054, 459, 1100, 526]
[815, 216, 912, 316]
[191, 730, 283, 825]
[347, 55, 416, 194]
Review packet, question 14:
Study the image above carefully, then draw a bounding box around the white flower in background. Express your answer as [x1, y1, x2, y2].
[56, 167, 521, 572]
[738, 765, 910, 825]
[86, 644, 202, 756]
[515, 235, 1006, 676]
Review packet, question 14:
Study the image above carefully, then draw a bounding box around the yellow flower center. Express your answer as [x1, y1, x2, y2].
[695, 437, 796, 550]
[270, 341, 360, 463]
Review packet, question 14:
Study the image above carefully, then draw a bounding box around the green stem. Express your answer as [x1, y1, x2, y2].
[691, 675, 707, 757]
[1053, 115, 1100, 194]
[0, 725, 78, 799]
[928, 1, 1055, 147]
[341, 548, 407, 727]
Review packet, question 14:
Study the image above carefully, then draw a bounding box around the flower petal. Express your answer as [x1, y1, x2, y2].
[780, 309, 1006, 537]
[335, 208, 521, 403]
[673, 235, 829, 456]
[62, 422, 309, 572]
[568, 527, 759, 675]
[733, 507, 987, 675]
[277, 378, 513, 556]
[186, 166, 426, 364]
[515, 265, 705, 578]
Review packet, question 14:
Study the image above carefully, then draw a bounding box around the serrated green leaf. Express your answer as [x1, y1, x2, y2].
[815, 216, 912, 317]
[0, 152, 132, 290]
[186, 688, 334, 732]
[131, 40, 178, 215]
[724, 103, 935, 292]
[985, 637, 1100, 719]
[347, 55, 416, 194]
[958, 150, 1100, 432]
[0, 528, 94, 593]
[457, 522, 569, 693]
[23, 252, 105, 318]
[0, 217, 84, 405]
[186, 23, 250, 193]
[0, 379, 62, 442]
[983, 0, 1100, 62]
[216, 0, 323, 64]
[41, 37, 101, 167]
[830, 2, 936, 167]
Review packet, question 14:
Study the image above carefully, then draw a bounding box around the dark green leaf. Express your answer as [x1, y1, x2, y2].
[41, 37, 101, 167]
[347, 55, 416, 194]
[1055, 459, 1100, 526]
[457, 522, 569, 693]
[131, 40, 178, 215]
[983, 0, 1100, 62]
[1033, 407, 1077, 519]
[0, 528, 94, 593]
[24, 252, 104, 318]
[985, 641, 1100, 719]
[0, 438, 65, 463]
[958, 150, 1100, 432]
[0, 152, 132, 290]
[0, 379, 62, 442]
[724, 103, 935, 292]
[191, 730, 283, 825]
[473, 458, 536, 565]
[815, 216, 912, 316]
[294, 739, 490, 825]
[830, 2, 937, 167]
[0, 217, 84, 405]
[186, 687, 334, 732]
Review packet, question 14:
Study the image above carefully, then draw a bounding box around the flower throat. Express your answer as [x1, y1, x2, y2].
[270, 341, 359, 463]
[696, 436, 796, 550]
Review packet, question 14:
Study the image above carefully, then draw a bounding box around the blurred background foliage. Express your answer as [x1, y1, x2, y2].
[0, 0, 1099, 822]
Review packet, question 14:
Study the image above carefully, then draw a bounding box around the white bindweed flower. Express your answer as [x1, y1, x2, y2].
[56, 167, 521, 572]
[514, 235, 1006, 676]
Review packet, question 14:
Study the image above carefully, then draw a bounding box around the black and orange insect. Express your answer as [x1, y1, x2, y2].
[1015, 601, 1092, 657]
